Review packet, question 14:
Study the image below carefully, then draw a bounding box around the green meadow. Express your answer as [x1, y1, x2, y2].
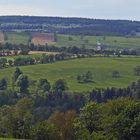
[0, 57, 140, 92]
[5, 32, 30, 45]
[57, 34, 140, 49]
[2, 32, 140, 49]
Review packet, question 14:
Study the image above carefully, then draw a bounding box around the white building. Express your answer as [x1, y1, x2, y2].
[96, 41, 102, 51]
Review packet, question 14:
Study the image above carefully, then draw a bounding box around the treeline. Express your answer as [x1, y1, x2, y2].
[0, 42, 96, 55]
[0, 49, 140, 70]
[0, 53, 93, 69]
[1, 51, 140, 69]
[0, 16, 140, 36]
[0, 42, 140, 57]
[1, 96, 140, 140]
[90, 79, 140, 103]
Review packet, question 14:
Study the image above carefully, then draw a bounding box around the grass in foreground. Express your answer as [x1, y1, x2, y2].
[0, 57, 140, 92]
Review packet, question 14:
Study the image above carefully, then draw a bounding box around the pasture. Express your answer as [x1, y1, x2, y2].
[1, 31, 140, 49]
[0, 57, 140, 92]
[56, 34, 140, 49]
[5, 32, 30, 45]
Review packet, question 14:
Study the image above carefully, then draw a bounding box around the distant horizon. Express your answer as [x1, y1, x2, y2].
[0, 0, 140, 21]
[0, 15, 139, 22]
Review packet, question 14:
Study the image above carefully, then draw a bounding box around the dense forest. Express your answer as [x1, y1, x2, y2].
[0, 16, 140, 36]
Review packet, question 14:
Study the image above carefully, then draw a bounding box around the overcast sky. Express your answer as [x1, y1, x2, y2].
[0, 0, 139, 21]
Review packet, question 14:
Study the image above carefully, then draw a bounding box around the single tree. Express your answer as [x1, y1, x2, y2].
[16, 75, 29, 93]
[37, 79, 51, 92]
[0, 78, 7, 90]
[134, 66, 140, 76]
[13, 67, 23, 83]
[53, 79, 68, 92]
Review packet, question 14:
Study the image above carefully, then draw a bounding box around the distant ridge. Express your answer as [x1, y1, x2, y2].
[0, 16, 140, 36]
[0, 15, 139, 21]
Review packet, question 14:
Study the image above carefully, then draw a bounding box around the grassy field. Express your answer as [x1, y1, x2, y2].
[5, 32, 30, 45]
[0, 57, 140, 92]
[56, 34, 140, 49]
[2, 32, 140, 49]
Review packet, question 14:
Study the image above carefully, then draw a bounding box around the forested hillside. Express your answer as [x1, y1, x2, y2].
[0, 16, 140, 36]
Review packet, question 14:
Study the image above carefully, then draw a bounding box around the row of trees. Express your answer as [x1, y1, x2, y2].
[0, 53, 73, 68]
[0, 42, 140, 57]
[11, 67, 69, 94]
[89, 79, 140, 103]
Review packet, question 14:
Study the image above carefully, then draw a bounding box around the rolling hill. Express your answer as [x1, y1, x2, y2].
[0, 57, 140, 92]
